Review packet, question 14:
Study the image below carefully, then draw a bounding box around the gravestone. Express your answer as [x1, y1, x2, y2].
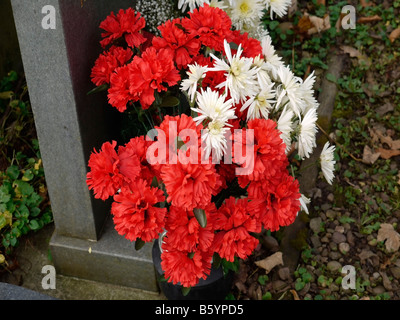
[11, 0, 158, 292]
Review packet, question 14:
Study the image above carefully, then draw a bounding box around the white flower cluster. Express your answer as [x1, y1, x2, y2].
[181, 36, 336, 190]
[177, 0, 293, 39]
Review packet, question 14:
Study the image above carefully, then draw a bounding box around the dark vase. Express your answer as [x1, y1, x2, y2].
[152, 239, 233, 300]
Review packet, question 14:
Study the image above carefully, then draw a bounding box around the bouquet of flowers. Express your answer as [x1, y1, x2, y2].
[86, 1, 336, 291]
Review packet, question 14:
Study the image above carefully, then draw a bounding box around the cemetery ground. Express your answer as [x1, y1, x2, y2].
[1, 0, 400, 300]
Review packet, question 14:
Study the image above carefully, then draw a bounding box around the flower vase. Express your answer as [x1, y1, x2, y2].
[152, 238, 233, 300]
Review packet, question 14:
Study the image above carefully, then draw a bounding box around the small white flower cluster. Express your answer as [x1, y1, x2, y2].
[177, 0, 293, 39]
[136, 0, 180, 34]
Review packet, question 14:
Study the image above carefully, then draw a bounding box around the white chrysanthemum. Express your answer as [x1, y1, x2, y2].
[209, 40, 259, 104]
[296, 108, 318, 159]
[261, 35, 284, 79]
[192, 87, 236, 125]
[180, 63, 208, 103]
[201, 119, 230, 161]
[265, 0, 292, 19]
[320, 142, 336, 185]
[226, 0, 264, 31]
[277, 106, 294, 153]
[240, 79, 276, 120]
[299, 194, 311, 214]
[276, 65, 305, 117]
[178, 0, 209, 12]
[300, 71, 319, 113]
[210, 0, 228, 9]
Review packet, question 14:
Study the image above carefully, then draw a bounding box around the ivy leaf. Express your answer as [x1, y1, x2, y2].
[29, 219, 40, 230]
[0, 186, 11, 203]
[6, 165, 20, 180]
[22, 169, 34, 182]
[15, 180, 34, 196]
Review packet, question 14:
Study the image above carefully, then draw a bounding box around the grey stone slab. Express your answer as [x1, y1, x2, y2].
[50, 217, 159, 292]
[0, 282, 57, 300]
[11, 0, 136, 240]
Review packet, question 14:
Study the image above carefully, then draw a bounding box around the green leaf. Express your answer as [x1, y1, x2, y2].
[160, 95, 180, 108]
[15, 180, 34, 196]
[262, 292, 272, 300]
[295, 280, 305, 291]
[6, 165, 20, 180]
[30, 207, 41, 217]
[22, 169, 34, 181]
[258, 275, 269, 285]
[10, 236, 17, 246]
[0, 215, 7, 229]
[326, 73, 337, 83]
[86, 84, 109, 95]
[18, 204, 29, 219]
[26, 192, 43, 208]
[29, 219, 40, 230]
[0, 91, 14, 99]
[0, 187, 11, 203]
[135, 238, 145, 250]
[181, 286, 191, 296]
[194, 208, 207, 228]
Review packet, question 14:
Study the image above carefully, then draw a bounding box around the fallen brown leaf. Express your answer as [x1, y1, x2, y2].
[358, 15, 382, 24]
[377, 224, 400, 253]
[296, 13, 330, 36]
[360, 0, 373, 7]
[308, 14, 331, 34]
[362, 145, 380, 164]
[254, 252, 283, 274]
[340, 45, 371, 66]
[389, 28, 400, 43]
[340, 45, 361, 57]
[316, 0, 326, 5]
[376, 148, 400, 159]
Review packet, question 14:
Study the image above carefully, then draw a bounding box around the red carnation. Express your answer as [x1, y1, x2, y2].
[164, 204, 216, 253]
[100, 8, 146, 48]
[154, 114, 202, 165]
[233, 118, 288, 187]
[230, 30, 263, 59]
[86, 141, 123, 200]
[182, 4, 232, 52]
[121, 136, 160, 183]
[117, 139, 144, 184]
[91, 46, 133, 86]
[152, 18, 201, 69]
[213, 197, 261, 262]
[161, 241, 213, 288]
[248, 173, 301, 232]
[107, 65, 138, 112]
[129, 47, 181, 109]
[111, 179, 167, 242]
[160, 160, 222, 212]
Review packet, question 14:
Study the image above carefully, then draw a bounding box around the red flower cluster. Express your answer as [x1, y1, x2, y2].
[87, 4, 303, 289]
[91, 4, 264, 113]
